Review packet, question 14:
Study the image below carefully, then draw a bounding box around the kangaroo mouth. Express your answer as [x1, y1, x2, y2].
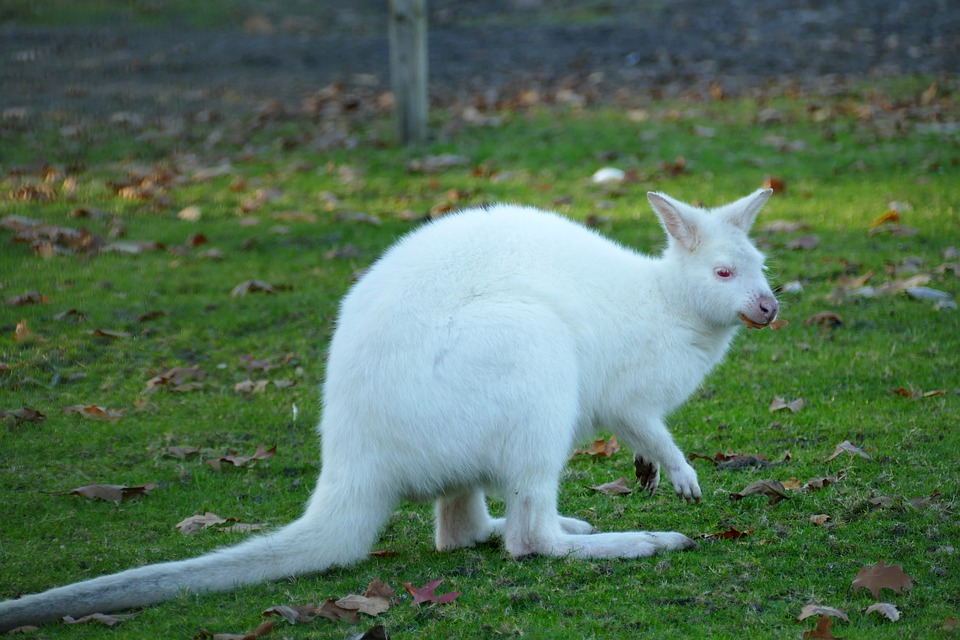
[739, 312, 788, 330]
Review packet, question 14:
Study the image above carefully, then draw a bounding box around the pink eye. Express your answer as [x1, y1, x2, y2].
[715, 267, 733, 279]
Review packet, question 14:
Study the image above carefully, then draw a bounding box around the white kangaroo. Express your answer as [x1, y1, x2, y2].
[0, 189, 779, 631]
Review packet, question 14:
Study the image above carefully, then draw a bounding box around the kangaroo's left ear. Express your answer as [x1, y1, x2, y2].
[718, 188, 773, 231]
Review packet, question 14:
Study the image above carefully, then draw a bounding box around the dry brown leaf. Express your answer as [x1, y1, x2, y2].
[196, 619, 275, 640]
[729, 479, 789, 505]
[55, 308, 87, 322]
[787, 234, 820, 251]
[5, 290, 48, 307]
[160, 445, 201, 459]
[797, 604, 850, 623]
[826, 440, 871, 462]
[13, 319, 44, 343]
[145, 366, 207, 393]
[336, 594, 390, 617]
[573, 436, 620, 457]
[314, 599, 360, 623]
[810, 514, 831, 526]
[864, 603, 900, 622]
[871, 210, 901, 228]
[906, 489, 941, 509]
[0, 407, 46, 425]
[769, 396, 805, 413]
[65, 483, 157, 502]
[176, 512, 229, 535]
[802, 615, 840, 639]
[588, 477, 633, 495]
[402, 579, 461, 606]
[90, 329, 132, 339]
[206, 443, 276, 470]
[803, 312, 844, 327]
[230, 280, 277, 297]
[234, 379, 269, 394]
[852, 561, 913, 598]
[763, 176, 787, 194]
[262, 604, 318, 624]
[63, 404, 124, 422]
[698, 526, 754, 541]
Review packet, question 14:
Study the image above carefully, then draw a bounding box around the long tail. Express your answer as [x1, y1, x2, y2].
[0, 480, 394, 632]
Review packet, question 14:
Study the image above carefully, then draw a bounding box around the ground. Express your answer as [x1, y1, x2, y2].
[1, 0, 958, 122]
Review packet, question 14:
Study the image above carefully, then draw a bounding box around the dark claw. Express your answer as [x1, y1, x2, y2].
[633, 455, 657, 493]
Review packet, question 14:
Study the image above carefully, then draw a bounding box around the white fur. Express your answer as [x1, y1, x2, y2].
[0, 189, 778, 631]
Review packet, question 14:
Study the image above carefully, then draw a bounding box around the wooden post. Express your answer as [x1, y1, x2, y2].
[388, 0, 428, 145]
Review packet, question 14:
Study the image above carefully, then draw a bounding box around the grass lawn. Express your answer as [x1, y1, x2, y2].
[1, 77, 958, 639]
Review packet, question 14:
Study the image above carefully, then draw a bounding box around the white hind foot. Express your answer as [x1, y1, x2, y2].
[434, 491, 498, 551]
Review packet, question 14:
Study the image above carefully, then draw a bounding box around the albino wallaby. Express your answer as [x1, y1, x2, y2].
[0, 189, 779, 631]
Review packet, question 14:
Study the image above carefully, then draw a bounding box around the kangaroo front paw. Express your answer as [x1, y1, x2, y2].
[666, 462, 701, 504]
[634, 455, 660, 495]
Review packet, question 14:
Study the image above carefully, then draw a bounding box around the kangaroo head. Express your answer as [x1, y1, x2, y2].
[647, 189, 779, 328]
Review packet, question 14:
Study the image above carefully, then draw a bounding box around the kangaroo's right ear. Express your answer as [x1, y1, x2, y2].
[648, 192, 700, 252]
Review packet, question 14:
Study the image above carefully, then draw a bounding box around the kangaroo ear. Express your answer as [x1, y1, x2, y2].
[647, 192, 700, 252]
[719, 188, 773, 231]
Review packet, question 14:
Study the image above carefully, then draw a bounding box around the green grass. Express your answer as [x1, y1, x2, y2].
[1, 79, 958, 639]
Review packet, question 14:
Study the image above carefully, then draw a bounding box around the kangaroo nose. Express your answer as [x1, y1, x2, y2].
[759, 295, 779, 322]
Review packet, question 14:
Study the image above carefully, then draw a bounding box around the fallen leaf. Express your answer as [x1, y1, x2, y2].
[573, 436, 620, 457]
[787, 234, 820, 251]
[206, 443, 276, 470]
[871, 210, 901, 228]
[234, 379, 270, 394]
[944, 617, 960, 631]
[160, 445, 201, 459]
[145, 366, 207, 393]
[699, 526, 754, 540]
[62, 612, 137, 626]
[336, 594, 390, 617]
[0, 407, 46, 424]
[402, 579, 461, 606]
[230, 280, 277, 297]
[196, 619, 275, 640]
[6, 290, 48, 306]
[761, 220, 811, 234]
[54, 309, 87, 322]
[868, 496, 896, 508]
[64, 483, 157, 502]
[826, 440, 871, 462]
[239, 353, 295, 373]
[730, 479, 789, 505]
[769, 396, 805, 413]
[63, 404, 124, 422]
[262, 604, 319, 624]
[810, 514, 831, 526]
[906, 489, 941, 509]
[13, 319, 44, 343]
[763, 176, 787, 194]
[803, 312, 844, 327]
[588, 477, 633, 495]
[802, 615, 841, 639]
[137, 310, 167, 322]
[852, 561, 913, 598]
[176, 512, 229, 535]
[90, 329, 132, 339]
[314, 599, 360, 623]
[178, 205, 202, 222]
[864, 603, 900, 622]
[802, 470, 847, 491]
[406, 154, 470, 173]
[346, 625, 389, 640]
[797, 604, 850, 623]
[738, 313, 789, 330]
